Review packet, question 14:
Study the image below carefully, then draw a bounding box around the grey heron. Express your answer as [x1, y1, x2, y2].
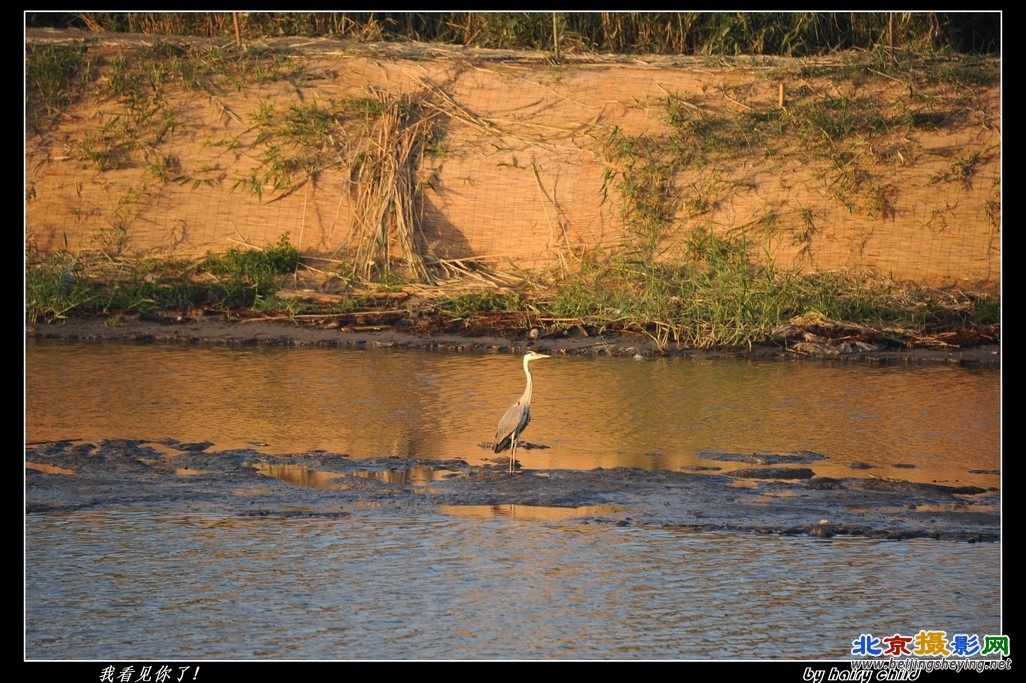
[493, 351, 550, 474]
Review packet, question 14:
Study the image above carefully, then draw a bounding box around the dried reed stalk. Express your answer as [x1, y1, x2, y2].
[348, 90, 437, 284]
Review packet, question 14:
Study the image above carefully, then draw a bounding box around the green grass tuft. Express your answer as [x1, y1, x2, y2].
[25, 251, 98, 323]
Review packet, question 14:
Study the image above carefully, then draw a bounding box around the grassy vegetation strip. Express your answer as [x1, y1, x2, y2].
[35, 12, 999, 56]
[26, 233, 999, 351]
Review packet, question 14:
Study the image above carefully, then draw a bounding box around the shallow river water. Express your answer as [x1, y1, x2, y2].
[24, 342, 1003, 660]
[26, 343, 1000, 485]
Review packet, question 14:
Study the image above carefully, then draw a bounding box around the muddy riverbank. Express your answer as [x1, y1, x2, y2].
[27, 314, 1001, 366]
[26, 437, 1000, 542]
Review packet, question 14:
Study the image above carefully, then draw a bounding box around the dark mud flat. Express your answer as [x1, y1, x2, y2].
[29, 316, 1001, 365]
[26, 438, 1000, 542]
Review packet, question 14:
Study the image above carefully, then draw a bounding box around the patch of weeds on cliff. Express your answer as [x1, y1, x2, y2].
[203, 233, 302, 307]
[25, 43, 92, 133]
[25, 250, 98, 323]
[436, 291, 523, 320]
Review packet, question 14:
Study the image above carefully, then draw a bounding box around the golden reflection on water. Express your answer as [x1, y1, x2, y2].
[254, 462, 454, 489]
[255, 463, 350, 490]
[175, 468, 209, 476]
[25, 342, 1000, 488]
[26, 462, 75, 475]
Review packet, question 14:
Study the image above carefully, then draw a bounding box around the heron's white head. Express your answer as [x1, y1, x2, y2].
[524, 351, 549, 362]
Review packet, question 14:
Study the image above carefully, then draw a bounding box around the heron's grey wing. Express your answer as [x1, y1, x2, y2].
[493, 399, 524, 453]
[517, 404, 532, 437]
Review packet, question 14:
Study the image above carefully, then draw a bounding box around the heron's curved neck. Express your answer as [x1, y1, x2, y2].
[522, 356, 534, 391]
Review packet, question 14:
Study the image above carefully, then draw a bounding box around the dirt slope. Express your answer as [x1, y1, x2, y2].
[26, 29, 1000, 286]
